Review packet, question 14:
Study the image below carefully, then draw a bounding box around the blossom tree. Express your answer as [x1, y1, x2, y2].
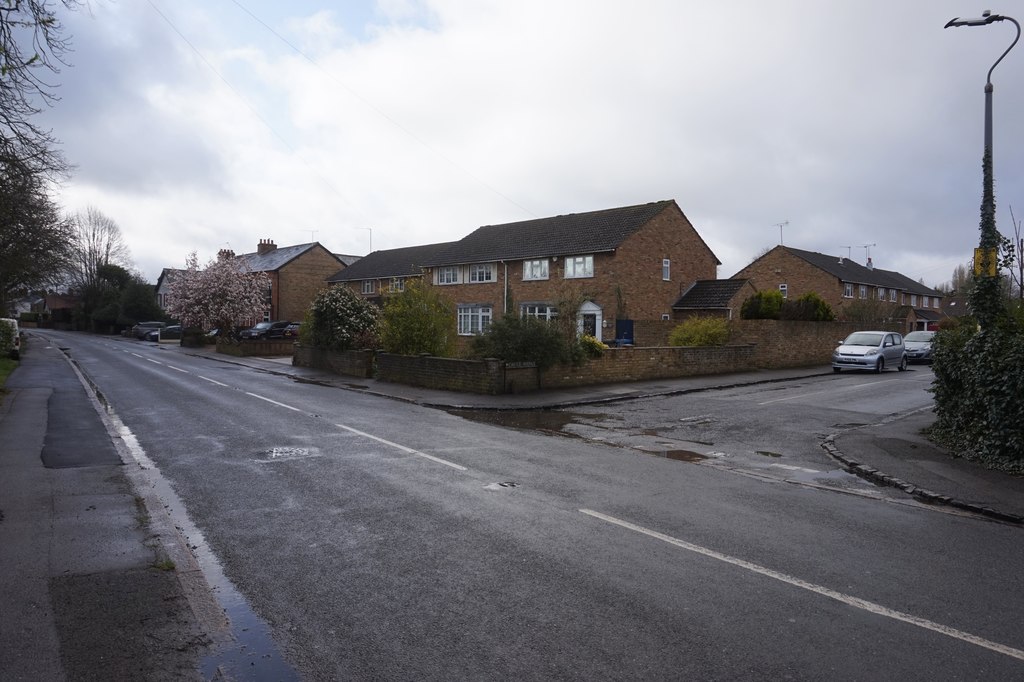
[165, 251, 270, 338]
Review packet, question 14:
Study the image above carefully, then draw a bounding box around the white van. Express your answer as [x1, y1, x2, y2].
[1, 318, 20, 359]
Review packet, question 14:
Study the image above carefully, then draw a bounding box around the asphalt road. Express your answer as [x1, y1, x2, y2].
[35, 330, 1024, 681]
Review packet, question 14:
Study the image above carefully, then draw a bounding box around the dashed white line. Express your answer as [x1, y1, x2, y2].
[131, 353, 144, 358]
[579, 509, 1024, 662]
[166, 365, 189, 374]
[245, 392, 302, 412]
[758, 378, 900, 405]
[146, 358, 163, 366]
[335, 424, 467, 471]
[198, 376, 229, 387]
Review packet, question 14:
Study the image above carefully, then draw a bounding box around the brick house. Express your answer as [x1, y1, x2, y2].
[232, 240, 349, 323]
[326, 242, 456, 304]
[419, 200, 720, 343]
[672, 279, 756, 320]
[732, 246, 945, 330]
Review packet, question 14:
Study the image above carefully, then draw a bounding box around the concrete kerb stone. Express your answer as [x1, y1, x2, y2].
[821, 434, 1024, 526]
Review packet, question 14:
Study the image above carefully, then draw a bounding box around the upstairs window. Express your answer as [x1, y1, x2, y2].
[469, 263, 494, 283]
[523, 259, 549, 281]
[878, 287, 886, 301]
[779, 283, 788, 299]
[564, 255, 594, 279]
[923, 296, 930, 308]
[843, 283, 853, 298]
[889, 289, 897, 302]
[390, 277, 405, 293]
[362, 280, 374, 294]
[911, 294, 918, 306]
[662, 259, 671, 281]
[859, 285, 867, 299]
[437, 266, 459, 285]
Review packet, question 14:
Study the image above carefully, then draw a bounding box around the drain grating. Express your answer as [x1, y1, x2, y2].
[256, 447, 319, 462]
[484, 481, 519, 490]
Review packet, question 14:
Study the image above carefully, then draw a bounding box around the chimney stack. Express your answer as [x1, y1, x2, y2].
[257, 239, 277, 256]
[217, 248, 235, 261]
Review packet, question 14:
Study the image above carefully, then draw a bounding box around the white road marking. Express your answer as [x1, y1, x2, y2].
[579, 509, 1024, 662]
[146, 358, 163, 366]
[167, 365, 189, 374]
[245, 392, 302, 412]
[131, 353, 144, 358]
[758, 378, 900, 405]
[770, 463, 820, 473]
[335, 424, 467, 471]
[198, 376, 229, 387]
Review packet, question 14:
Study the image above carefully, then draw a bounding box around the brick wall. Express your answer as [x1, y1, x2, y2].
[732, 247, 842, 308]
[540, 345, 757, 389]
[277, 246, 344, 322]
[293, 345, 374, 378]
[376, 353, 505, 394]
[216, 339, 296, 357]
[728, 319, 903, 368]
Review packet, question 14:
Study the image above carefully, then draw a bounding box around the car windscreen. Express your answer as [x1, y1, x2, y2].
[904, 332, 934, 342]
[844, 332, 883, 346]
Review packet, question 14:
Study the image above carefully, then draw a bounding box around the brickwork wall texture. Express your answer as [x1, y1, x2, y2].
[216, 339, 296, 357]
[375, 353, 505, 394]
[732, 248, 842, 308]
[292, 345, 374, 378]
[277, 246, 344, 322]
[540, 345, 757, 389]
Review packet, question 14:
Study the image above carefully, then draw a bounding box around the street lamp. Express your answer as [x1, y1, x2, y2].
[945, 11, 1020, 327]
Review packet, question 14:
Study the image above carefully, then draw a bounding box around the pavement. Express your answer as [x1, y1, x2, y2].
[2, 332, 1023, 680]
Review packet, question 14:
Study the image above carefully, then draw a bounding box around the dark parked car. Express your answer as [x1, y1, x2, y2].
[145, 325, 181, 342]
[239, 321, 290, 340]
[904, 330, 936, 364]
[132, 321, 165, 339]
[282, 322, 302, 339]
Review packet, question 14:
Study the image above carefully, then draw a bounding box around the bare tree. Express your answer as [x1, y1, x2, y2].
[1005, 205, 1023, 301]
[0, 1, 81, 178]
[66, 206, 133, 293]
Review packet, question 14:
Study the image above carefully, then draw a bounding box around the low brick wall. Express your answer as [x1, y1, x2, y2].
[540, 345, 757, 389]
[292, 345, 374, 378]
[728, 319, 902, 368]
[217, 339, 296, 357]
[376, 353, 505, 394]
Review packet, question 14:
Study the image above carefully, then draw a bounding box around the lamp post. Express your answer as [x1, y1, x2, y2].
[945, 11, 1020, 327]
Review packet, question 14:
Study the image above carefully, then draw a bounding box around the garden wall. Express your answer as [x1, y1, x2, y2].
[728, 319, 900, 368]
[540, 345, 757, 389]
[375, 353, 505, 394]
[292, 345, 374, 378]
[217, 339, 296, 357]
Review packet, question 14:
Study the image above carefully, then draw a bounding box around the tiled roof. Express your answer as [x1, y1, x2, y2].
[423, 200, 717, 266]
[782, 247, 942, 296]
[335, 254, 362, 267]
[673, 279, 750, 309]
[327, 242, 457, 282]
[237, 243, 328, 273]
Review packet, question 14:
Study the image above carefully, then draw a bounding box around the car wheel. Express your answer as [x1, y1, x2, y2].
[875, 358, 884, 374]
[898, 356, 908, 372]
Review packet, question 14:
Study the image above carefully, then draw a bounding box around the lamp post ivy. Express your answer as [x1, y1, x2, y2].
[945, 11, 1020, 327]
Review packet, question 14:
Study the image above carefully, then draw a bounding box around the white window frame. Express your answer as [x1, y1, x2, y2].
[469, 263, 495, 283]
[362, 280, 374, 295]
[779, 283, 788, 299]
[564, 255, 594, 279]
[523, 259, 549, 281]
[437, 266, 460, 285]
[911, 294, 918, 306]
[889, 289, 897, 302]
[843, 283, 853, 298]
[878, 287, 886, 301]
[859, 285, 867, 299]
[923, 296, 930, 308]
[390, 277, 405, 293]
[457, 305, 492, 335]
[662, 259, 671, 281]
[521, 303, 557, 320]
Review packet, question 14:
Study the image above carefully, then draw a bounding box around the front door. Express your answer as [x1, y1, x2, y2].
[576, 301, 602, 339]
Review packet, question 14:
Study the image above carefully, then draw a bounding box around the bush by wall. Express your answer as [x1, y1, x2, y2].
[741, 290, 784, 319]
[668, 316, 730, 346]
[306, 286, 379, 352]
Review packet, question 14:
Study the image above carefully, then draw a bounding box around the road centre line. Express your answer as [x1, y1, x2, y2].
[579, 509, 1024, 662]
[131, 353, 144, 358]
[166, 365, 189, 373]
[146, 358, 163, 366]
[334, 424, 467, 471]
[198, 376, 229, 387]
[758, 378, 900, 405]
[245, 392, 302, 412]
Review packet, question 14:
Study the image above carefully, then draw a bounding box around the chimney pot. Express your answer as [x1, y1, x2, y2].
[257, 239, 277, 256]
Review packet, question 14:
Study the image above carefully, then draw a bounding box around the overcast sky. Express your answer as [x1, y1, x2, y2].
[38, 1, 1024, 287]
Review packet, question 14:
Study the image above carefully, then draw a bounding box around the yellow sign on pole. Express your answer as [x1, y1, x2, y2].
[974, 247, 998, 277]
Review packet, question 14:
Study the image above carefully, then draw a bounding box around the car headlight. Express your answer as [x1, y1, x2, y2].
[865, 349, 879, 356]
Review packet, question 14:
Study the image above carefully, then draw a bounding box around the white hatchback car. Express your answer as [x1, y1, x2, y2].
[832, 330, 908, 373]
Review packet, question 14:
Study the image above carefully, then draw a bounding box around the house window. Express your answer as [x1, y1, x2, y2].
[923, 296, 930, 308]
[889, 289, 897, 302]
[661, 314, 670, 321]
[859, 285, 867, 299]
[469, 263, 494, 283]
[390, 277, 405, 293]
[523, 260, 549, 281]
[564, 255, 594, 279]
[263, 309, 271, 322]
[934, 298, 940, 309]
[902, 293, 907, 305]
[911, 295, 918, 306]
[362, 280, 374, 294]
[843, 283, 853, 298]
[521, 303, 557, 320]
[458, 305, 492, 335]
[662, 259, 671, 281]
[437, 266, 460, 284]
[779, 283, 788, 299]
[878, 287, 886, 301]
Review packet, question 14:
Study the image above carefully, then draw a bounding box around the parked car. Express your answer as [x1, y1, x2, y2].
[282, 322, 302, 339]
[904, 330, 936, 364]
[145, 325, 181, 342]
[239, 320, 290, 340]
[1, 317, 20, 359]
[832, 330, 908, 373]
[131, 321, 166, 339]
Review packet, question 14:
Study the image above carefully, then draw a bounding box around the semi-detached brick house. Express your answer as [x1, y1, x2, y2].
[232, 239, 350, 323]
[326, 242, 457, 304]
[732, 245, 945, 331]
[419, 200, 720, 343]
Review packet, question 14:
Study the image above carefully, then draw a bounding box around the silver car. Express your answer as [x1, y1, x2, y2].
[832, 330, 908, 373]
[904, 330, 936, 364]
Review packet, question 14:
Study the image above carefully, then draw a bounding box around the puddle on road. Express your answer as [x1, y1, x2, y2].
[756, 450, 783, 458]
[662, 450, 709, 462]
[449, 408, 584, 435]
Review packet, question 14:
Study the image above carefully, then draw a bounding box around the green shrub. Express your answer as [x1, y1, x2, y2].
[779, 292, 835, 321]
[470, 316, 567, 370]
[18, 312, 39, 323]
[741, 290, 784, 319]
[379, 280, 456, 357]
[305, 286, 380, 352]
[578, 334, 608, 358]
[668, 316, 730, 346]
